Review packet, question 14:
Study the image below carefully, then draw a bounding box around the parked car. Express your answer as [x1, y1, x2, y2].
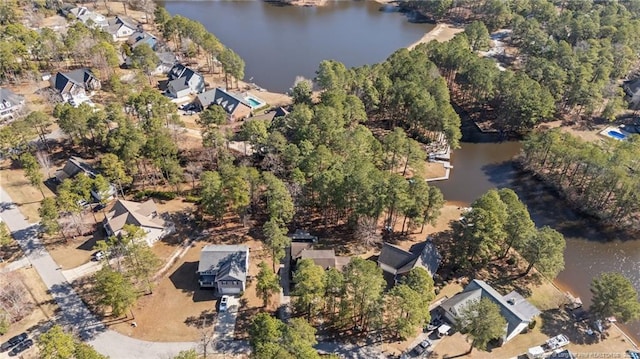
[219, 295, 229, 312]
[8, 339, 33, 356]
[1, 332, 27, 351]
[93, 203, 106, 212]
[92, 251, 104, 261]
[410, 342, 427, 357]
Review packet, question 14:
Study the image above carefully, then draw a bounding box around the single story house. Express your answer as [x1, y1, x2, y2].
[377, 239, 441, 285]
[439, 279, 541, 345]
[68, 6, 108, 28]
[295, 248, 350, 271]
[193, 87, 251, 121]
[54, 157, 116, 201]
[0, 88, 25, 123]
[197, 245, 249, 294]
[55, 156, 97, 182]
[105, 15, 139, 41]
[166, 64, 205, 97]
[128, 30, 158, 51]
[50, 69, 101, 103]
[103, 199, 173, 246]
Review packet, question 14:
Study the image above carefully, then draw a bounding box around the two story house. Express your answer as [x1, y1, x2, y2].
[197, 245, 249, 295]
[50, 69, 101, 103]
[167, 63, 205, 98]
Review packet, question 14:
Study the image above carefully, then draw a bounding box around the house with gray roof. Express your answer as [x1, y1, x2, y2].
[106, 15, 139, 41]
[55, 157, 116, 202]
[49, 69, 100, 103]
[128, 30, 158, 51]
[68, 6, 108, 28]
[377, 239, 441, 285]
[624, 78, 640, 110]
[439, 279, 541, 344]
[197, 245, 249, 294]
[296, 248, 350, 271]
[103, 199, 173, 246]
[193, 87, 252, 121]
[166, 63, 205, 97]
[0, 88, 25, 123]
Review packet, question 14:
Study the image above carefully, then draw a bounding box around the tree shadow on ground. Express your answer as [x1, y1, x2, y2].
[184, 309, 217, 328]
[76, 231, 102, 251]
[540, 308, 602, 346]
[234, 307, 261, 340]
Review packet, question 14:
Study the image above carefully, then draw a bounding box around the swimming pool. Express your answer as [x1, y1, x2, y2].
[608, 130, 627, 140]
[245, 95, 265, 109]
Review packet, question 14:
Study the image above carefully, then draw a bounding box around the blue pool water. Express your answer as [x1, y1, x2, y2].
[246, 97, 262, 108]
[608, 130, 627, 140]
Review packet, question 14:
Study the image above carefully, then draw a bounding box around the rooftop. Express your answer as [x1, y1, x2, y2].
[198, 245, 249, 282]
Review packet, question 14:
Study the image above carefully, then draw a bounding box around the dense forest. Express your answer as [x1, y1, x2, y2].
[521, 130, 640, 226]
[400, 0, 640, 131]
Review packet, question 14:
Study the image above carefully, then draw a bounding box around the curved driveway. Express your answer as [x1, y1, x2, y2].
[0, 187, 197, 359]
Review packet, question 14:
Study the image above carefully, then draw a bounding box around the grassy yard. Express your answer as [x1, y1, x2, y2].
[0, 161, 56, 223]
[1, 268, 58, 359]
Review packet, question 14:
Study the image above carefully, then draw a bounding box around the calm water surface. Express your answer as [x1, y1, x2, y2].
[434, 141, 640, 341]
[161, 0, 434, 92]
[162, 0, 640, 341]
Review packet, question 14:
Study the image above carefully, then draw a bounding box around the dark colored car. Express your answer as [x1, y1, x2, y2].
[410, 343, 426, 357]
[1, 332, 28, 351]
[9, 339, 33, 356]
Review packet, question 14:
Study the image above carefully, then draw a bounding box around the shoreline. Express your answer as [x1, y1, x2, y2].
[408, 23, 464, 50]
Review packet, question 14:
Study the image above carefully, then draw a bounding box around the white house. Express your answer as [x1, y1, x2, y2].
[105, 16, 138, 41]
[68, 6, 108, 28]
[0, 88, 25, 123]
[103, 199, 174, 246]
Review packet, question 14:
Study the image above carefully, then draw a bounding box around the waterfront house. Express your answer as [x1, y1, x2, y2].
[197, 245, 249, 294]
[377, 239, 441, 285]
[167, 64, 205, 97]
[439, 279, 541, 344]
[0, 88, 25, 123]
[106, 16, 139, 41]
[50, 69, 101, 103]
[194, 87, 251, 121]
[103, 199, 173, 246]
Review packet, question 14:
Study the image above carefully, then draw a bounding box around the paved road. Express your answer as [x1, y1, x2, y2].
[0, 188, 198, 359]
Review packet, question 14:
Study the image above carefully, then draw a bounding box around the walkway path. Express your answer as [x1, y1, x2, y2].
[0, 187, 197, 359]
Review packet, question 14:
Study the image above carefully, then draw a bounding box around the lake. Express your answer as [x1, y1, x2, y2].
[161, 0, 434, 93]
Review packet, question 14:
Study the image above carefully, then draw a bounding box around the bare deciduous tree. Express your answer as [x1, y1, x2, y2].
[0, 273, 34, 324]
[36, 150, 52, 178]
[354, 216, 381, 251]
